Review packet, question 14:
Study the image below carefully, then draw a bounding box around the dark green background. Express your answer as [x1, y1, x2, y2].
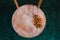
[0, 0, 57, 40]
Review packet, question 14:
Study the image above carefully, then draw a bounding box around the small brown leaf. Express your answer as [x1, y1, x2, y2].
[33, 15, 43, 28]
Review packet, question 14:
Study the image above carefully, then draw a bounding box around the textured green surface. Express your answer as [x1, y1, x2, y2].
[0, 0, 57, 40]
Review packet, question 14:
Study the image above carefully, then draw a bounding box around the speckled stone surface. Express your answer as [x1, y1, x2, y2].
[12, 5, 46, 38]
